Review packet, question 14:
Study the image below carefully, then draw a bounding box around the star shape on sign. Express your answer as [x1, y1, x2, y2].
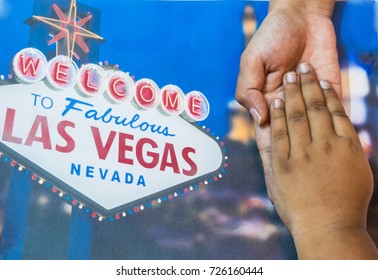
[32, 0, 104, 59]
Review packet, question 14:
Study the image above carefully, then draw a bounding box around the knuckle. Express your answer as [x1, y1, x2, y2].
[324, 89, 337, 99]
[280, 161, 292, 173]
[259, 145, 271, 156]
[292, 150, 311, 162]
[302, 150, 311, 161]
[307, 100, 327, 112]
[235, 89, 249, 104]
[322, 140, 333, 154]
[331, 110, 348, 118]
[346, 137, 362, 153]
[301, 75, 318, 86]
[274, 159, 292, 173]
[272, 129, 288, 142]
[287, 110, 306, 123]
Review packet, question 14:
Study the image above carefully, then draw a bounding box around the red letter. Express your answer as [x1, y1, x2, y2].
[54, 62, 69, 84]
[84, 70, 98, 92]
[160, 143, 180, 174]
[110, 78, 126, 98]
[135, 82, 158, 108]
[20, 54, 41, 76]
[118, 133, 134, 165]
[189, 96, 202, 117]
[163, 90, 179, 111]
[139, 85, 154, 103]
[56, 121, 75, 153]
[182, 147, 197, 176]
[136, 138, 159, 169]
[25, 115, 52, 150]
[91, 126, 116, 160]
[2, 108, 23, 144]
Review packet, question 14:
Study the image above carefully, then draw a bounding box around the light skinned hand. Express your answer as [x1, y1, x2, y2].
[269, 63, 378, 259]
[235, 1, 340, 190]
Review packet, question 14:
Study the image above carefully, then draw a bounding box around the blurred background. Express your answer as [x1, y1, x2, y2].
[0, 0, 377, 259]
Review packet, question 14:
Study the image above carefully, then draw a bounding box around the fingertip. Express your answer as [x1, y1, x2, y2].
[257, 101, 269, 125]
[297, 62, 312, 75]
[320, 79, 338, 99]
[270, 98, 285, 123]
[284, 71, 298, 85]
[250, 108, 263, 126]
[272, 98, 284, 110]
[235, 90, 268, 126]
[319, 79, 332, 91]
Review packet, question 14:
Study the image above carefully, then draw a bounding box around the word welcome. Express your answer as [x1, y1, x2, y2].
[12, 48, 210, 122]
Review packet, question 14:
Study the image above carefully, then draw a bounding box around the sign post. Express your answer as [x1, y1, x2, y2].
[0, 168, 31, 259]
[68, 207, 92, 259]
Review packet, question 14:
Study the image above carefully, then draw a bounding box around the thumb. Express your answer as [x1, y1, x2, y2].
[235, 54, 269, 125]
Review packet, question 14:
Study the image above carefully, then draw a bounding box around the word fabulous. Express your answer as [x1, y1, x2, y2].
[12, 48, 209, 122]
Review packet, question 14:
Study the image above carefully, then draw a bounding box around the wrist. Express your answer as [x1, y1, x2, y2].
[269, 0, 335, 18]
[305, 0, 335, 18]
[269, 0, 303, 14]
[293, 227, 378, 259]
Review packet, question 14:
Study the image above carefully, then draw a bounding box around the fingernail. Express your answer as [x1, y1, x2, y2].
[319, 80, 331, 90]
[249, 108, 262, 125]
[273, 99, 283, 109]
[285, 72, 297, 84]
[298, 62, 310, 74]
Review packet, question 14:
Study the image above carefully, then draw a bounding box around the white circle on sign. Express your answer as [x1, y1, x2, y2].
[46, 55, 78, 90]
[12, 48, 48, 83]
[77, 63, 107, 97]
[159, 84, 185, 116]
[183, 91, 210, 122]
[106, 71, 135, 103]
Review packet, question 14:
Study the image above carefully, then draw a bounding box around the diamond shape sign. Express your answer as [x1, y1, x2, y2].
[0, 48, 225, 219]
